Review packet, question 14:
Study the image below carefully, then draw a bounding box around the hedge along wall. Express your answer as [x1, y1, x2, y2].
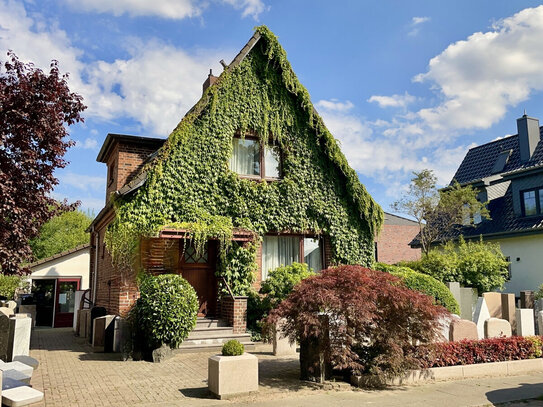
[106, 26, 383, 294]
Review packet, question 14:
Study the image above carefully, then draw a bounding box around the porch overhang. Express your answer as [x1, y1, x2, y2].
[159, 228, 255, 242]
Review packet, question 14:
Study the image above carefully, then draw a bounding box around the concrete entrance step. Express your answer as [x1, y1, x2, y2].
[195, 317, 228, 329]
[176, 341, 255, 354]
[181, 332, 252, 347]
[188, 326, 234, 339]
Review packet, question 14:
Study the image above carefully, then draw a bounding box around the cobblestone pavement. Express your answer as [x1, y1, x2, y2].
[28, 328, 326, 407]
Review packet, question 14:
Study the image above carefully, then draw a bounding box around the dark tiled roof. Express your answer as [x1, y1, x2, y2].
[410, 184, 543, 246]
[451, 128, 543, 185]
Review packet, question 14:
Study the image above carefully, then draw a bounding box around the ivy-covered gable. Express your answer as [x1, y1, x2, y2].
[106, 26, 383, 284]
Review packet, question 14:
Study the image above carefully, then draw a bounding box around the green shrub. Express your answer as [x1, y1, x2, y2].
[222, 339, 245, 356]
[533, 284, 543, 300]
[136, 274, 198, 349]
[402, 238, 509, 294]
[374, 263, 460, 314]
[0, 275, 26, 299]
[260, 262, 316, 308]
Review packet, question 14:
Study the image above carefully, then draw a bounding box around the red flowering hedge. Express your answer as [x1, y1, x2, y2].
[415, 336, 543, 369]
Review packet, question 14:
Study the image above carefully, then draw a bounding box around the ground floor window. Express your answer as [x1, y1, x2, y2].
[262, 234, 324, 279]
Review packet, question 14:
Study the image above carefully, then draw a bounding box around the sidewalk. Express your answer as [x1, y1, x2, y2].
[28, 327, 543, 406]
[230, 373, 543, 407]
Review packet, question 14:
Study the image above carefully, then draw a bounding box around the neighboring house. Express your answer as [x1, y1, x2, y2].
[375, 212, 421, 264]
[88, 26, 382, 331]
[412, 113, 543, 295]
[28, 244, 90, 327]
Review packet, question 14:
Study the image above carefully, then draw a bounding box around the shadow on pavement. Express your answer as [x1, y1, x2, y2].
[179, 387, 215, 399]
[486, 382, 543, 405]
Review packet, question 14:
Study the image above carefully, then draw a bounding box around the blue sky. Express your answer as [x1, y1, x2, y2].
[2, 0, 543, 216]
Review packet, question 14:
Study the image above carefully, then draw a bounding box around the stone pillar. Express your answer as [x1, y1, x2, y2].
[273, 319, 296, 356]
[520, 291, 535, 309]
[93, 315, 116, 351]
[7, 315, 31, 361]
[18, 306, 36, 328]
[537, 311, 543, 336]
[501, 293, 516, 334]
[0, 313, 10, 361]
[473, 297, 490, 339]
[483, 292, 502, 318]
[449, 319, 478, 342]
[484, 318, 512, 338]
[516, 309, 535, 337]
[79, 309, 91, 338]
[220, 296, 247, 334]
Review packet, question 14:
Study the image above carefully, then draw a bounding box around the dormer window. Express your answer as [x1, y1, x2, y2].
[230, 135, 281, 179]
[521, 187, 543, 216]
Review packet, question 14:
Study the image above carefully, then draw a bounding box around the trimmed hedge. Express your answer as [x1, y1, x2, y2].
[137, 274, 198, 349]
[415, 336, 543, 368]
[222, 339, 245, 356]
[374, 263, 460, 314]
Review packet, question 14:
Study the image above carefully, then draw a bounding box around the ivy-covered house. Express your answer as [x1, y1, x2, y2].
[88, 26, 382, 333]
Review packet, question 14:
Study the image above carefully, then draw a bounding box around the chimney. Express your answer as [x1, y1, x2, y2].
[202, 69, 218, 94]
[517, 112, 540, 162]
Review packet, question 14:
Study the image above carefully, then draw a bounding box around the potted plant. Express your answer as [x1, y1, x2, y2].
[208, 340, 258, 399]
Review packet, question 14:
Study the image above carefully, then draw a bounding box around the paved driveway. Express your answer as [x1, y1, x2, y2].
[29, 328, 320, 406]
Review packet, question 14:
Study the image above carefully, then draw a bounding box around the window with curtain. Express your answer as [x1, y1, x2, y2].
[303, 237, 322, 272]
[230, 138, 260, 176]
[264, 146, 280, 178]
[262, 236, 299, 280]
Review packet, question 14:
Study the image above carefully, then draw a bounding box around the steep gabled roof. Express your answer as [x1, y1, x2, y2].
[104, 26, 382, 236]
[452, 128, 543, 185]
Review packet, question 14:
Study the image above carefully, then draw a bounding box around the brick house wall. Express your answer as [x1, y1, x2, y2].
[375, 224, 421, 264]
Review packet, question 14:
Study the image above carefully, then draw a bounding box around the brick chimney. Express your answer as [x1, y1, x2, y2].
[517, 112, 540, 162]
[202, 69, 218, 94]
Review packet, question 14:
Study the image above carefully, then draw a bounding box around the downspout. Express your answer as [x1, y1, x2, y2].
[92, 229, 99, 305]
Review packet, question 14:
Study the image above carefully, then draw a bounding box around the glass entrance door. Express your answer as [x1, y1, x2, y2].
[54, 279, 80, 328]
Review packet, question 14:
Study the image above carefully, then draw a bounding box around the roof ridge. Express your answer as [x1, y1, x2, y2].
[28, 243, 90, 269]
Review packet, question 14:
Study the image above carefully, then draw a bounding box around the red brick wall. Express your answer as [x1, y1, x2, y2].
[220, 296, 247, 333]
[376, 224, 421, 264]
[105, 141, 158, 203]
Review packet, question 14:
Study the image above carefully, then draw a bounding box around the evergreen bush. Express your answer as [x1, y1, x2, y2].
[222, 339, 245, 356]
[136, 274, 198, 350]
[374, 263, 459, 314]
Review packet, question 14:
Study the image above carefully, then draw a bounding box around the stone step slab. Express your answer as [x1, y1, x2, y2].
[2, 377, 27, 391]
[181, 333, 251, 347]
[11, 356, 38, 370]
[187, 327, 234, 339]
[176, 342, 256, 354]
[0, 362, 33, 377]
[2, 370, 30, 385]
[2, 386, 44, 407]
[196, 318, 228, 329]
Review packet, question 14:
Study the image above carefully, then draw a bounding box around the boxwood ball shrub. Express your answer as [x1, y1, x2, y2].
[266, 265, 448, 385]
[137, 274, 198, 349]
[374, 263, 460, 314]
[222, 339, 245, 356]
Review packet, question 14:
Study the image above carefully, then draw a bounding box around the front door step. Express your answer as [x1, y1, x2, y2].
[176, 318, 254, 354]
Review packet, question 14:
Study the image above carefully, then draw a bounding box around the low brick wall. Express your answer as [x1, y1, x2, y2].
[351, 358, 543, 387]
[220, 296, 248, 334]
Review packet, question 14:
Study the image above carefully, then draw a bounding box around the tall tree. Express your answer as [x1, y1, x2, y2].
[30, 210, 92, 261]
[392, 169, 489, 256]
[0, 52, 86, 274]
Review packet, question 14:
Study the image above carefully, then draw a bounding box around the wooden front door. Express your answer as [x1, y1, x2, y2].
[54, 278, 80, 328]
[180, 241, 218, 317]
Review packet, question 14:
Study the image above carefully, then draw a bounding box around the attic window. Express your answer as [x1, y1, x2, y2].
[521, 187, 543, 216]
[491, 149, 512, 174]
[229, 135, 281, 179]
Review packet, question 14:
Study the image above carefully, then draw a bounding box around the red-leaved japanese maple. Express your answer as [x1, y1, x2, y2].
[0, 52, 85, 274]
[266, 265, 448, 382]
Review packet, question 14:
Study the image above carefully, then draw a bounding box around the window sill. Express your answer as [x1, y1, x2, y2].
[237, 175, 282, 182]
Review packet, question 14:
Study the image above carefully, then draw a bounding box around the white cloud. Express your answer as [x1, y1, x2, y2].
[59, 172, 105, 192]
[409, 16, 430, 36]
[63, 0, 267, 20]
[368, 92, 416, 109]
[315, 99, 354, 112]
[75, 138, 98, 149]
[414, 6, 543, 132]
[412, 16, 430, 25]
[0, 1, 229, 136]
